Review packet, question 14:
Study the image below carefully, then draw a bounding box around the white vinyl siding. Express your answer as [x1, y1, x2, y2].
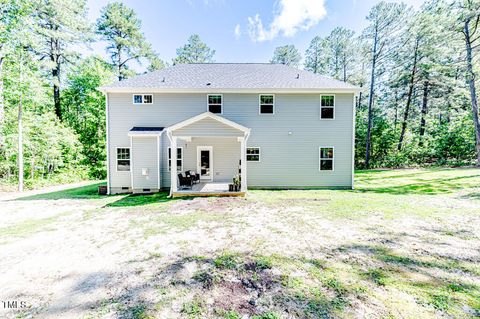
[108, 93, 354, 190]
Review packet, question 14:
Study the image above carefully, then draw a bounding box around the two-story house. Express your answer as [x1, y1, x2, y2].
[100, 63, 359, 196]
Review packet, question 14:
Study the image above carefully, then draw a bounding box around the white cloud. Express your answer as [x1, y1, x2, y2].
[234, 24, 241, 39]
[247, 0, 327, 42]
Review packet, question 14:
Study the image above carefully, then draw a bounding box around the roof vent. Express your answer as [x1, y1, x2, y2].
[162, 77, 165, 82]
[296, 74, 300, 79]
[206, 82, 211, 86]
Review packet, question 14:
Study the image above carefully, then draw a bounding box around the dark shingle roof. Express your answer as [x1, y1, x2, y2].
[130, 127, 164, 132]
[102, 63, 359, 91]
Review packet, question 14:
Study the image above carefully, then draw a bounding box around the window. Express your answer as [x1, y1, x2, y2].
[117, 148, 130, 171]
[208, 94, 222, 114]
[259, 94, 275, 114]
[320, 95, 335, 119]
[168, 147, 183, 171]
[319, 147, 334, 171]
[133, 94, 153, 104]
[246, 147, 260, 162]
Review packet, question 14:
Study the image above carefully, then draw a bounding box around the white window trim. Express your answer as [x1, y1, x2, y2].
[116, 147, 131, 172]
[246, 147, 261, 162]
[168, 147, 183, 171]
[132, 94, 154, 105]
[319, 146, 335, 172]
[320, 94, 335, 120]
[207, 94, 223, 114]
[259, 94, 275, 115]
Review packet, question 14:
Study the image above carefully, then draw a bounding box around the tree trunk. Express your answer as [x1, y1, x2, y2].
[53, 65, 61, 120]
[464, 19, 480, 166]
[365, 28, 378, 168]
[419, 80, 429, 146]
[18, 82, 24, 192]
[394, 89, 399, 129]
[398, 39, 419, 151]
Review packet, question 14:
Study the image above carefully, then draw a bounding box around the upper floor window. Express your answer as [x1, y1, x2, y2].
[246, 147, 260, 162]
[320, 95, 335, 119]
[259, 94, 275, 114]
[117, 148, 130, 172]
[319, 147, 334, 171]
[208, 94, 222, 114]
[133, 94, 153, 104]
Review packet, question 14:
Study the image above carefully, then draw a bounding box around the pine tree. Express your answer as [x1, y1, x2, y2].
[271, 45, 301, 67]
[174, 34, 215, 64]
[33, 0, 92, 121]
[96, 2, 154, 81]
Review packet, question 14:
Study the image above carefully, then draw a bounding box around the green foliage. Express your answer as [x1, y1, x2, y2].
[271, 44, 301, 67]
[96, 2, 154, 80]
[62, 56, 114, 178]
[252, 312, 280, 319]
[174, 34, 215, 64]
[214, 252, 240, 270]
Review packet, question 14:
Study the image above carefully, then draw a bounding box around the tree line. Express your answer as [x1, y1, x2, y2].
[271, 0, 480, 169]
[0, 0, 479, 190]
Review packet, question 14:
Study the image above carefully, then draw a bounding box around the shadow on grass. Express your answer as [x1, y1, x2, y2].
[104, 191, 184, 207]
[355, 174, 480, 195]
[15, 182, 107, 200]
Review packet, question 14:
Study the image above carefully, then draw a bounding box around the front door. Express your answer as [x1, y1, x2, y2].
[197, 146, 213, 180]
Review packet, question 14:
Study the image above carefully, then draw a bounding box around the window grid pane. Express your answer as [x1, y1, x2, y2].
[208, 95, 222, 104]
[321, 96, 334, 107]
[260, 95, 274, 104]
[319, 147, 334, 171]
[247, 148, 260, 161]
[168, 148, 182, 171]
[133, 95, 142, 103]
[143, 94, 152, 103]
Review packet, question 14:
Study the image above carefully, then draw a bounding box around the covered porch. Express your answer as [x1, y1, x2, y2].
[166, 112, 250, 197]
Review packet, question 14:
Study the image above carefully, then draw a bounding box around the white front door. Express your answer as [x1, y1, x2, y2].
[197, 146, 213, 180]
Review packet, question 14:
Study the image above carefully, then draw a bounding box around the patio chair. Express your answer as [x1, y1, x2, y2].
[178, 173, 193, 189]
[185, 170, 200, 184]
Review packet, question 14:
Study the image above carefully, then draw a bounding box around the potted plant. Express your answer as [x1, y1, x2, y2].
[233, 175, 241, 191]
[229, 183, 234, 192]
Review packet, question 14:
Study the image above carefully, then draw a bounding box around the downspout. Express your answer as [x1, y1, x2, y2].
[105, 92, 111, 194]
[165, 129, 174, 198]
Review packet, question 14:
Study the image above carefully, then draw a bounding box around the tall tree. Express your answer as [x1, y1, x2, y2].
[326, 27, 356, 81]
[363, 1, 406, 167]
[304, 36, 329, 74]
[33, 0, 91, 121]
[456, 0, 480, 166]
[174, 34, 215, 64]
[271, 44, 301, 67]
[62, 56, 114, 178]
[97, 2, 154, 81]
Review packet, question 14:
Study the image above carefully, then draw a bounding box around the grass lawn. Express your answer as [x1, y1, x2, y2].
[1, 167, 479, 319]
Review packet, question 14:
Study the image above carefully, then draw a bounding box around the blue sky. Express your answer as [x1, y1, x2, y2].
[85, 0, 424, 66]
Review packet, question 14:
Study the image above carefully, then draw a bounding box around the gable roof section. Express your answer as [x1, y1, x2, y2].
[100, 63, 360, 93]
[166, 112, 250, 136]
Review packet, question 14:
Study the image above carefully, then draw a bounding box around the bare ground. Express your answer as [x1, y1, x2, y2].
[1, 169, 480, 319]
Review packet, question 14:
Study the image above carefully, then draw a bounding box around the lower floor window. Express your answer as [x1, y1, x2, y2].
[246, 147, 260, 162]
[319, 147, 334, 171]
[117, 148, 130, 171]
[168, 147, 183, 171]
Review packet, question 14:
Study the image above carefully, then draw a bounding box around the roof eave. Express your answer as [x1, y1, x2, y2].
[99, 87, 362, 94]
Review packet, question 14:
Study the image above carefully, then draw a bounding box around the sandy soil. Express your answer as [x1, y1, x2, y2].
[0, 181, 479, 319]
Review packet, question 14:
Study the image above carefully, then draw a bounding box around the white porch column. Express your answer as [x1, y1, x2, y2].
[240, 136, 247, 192]
[170, 136, 178, 194]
